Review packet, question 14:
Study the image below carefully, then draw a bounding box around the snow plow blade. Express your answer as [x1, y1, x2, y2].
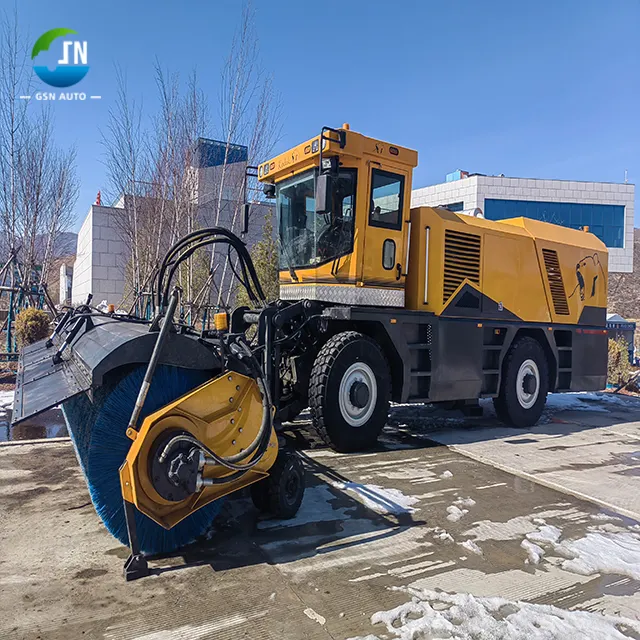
[12, 337, 90, 425]
[11, 316, 221, 426]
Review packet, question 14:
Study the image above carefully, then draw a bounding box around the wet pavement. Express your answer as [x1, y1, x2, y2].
[1, 393, 639, 639]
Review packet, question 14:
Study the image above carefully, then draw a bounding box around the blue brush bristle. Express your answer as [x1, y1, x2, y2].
[63, 365, 223, 555]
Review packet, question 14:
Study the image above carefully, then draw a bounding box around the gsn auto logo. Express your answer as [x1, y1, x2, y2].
[25, 28, 100, 102]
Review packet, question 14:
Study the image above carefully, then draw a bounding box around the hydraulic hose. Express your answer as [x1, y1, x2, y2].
[158, 341, 273, 473]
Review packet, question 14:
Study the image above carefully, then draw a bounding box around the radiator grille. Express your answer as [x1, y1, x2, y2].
[443, 230, 481, 303]
[542, 248, 570, 315]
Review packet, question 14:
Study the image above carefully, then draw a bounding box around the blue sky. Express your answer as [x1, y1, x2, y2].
[12, 0, 640, 230]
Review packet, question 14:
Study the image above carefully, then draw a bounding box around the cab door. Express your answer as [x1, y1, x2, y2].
[360, 166, 409, 306]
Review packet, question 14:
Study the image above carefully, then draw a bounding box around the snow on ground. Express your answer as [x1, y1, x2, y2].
[524, 522, 640, 581]
[0, 390, 14, 416]
[433, 527, 454, 544]
[459, 540, 483, 556]
[545, 391, 638, 413]
[454, 497, 476, 508]
[446, 505, 468, 522]
[556, 531, 640, 581]
[331, 481, 419, 515]
[348, 586, 640, 640]
[521, 539, 544, 565]
[440, 470, 453, 479]
[526, 524, 562, 545]
[257, 485, 349, 529]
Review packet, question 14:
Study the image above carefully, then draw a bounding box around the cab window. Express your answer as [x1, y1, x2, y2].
[369, 169, 404, 231]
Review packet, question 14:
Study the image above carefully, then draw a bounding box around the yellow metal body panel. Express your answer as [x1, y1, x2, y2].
[119, 371, 278, 529]
[258, 124, 607, 321]
[404, 207, 608, 324]
[260, 126, 417, 305]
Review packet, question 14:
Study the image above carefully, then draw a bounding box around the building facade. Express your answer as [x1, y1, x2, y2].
[71, 138, 273, 307]
[412, 172, 635, 273]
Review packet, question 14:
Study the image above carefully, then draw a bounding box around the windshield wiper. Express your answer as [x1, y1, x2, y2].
[279, 241, 299, 282]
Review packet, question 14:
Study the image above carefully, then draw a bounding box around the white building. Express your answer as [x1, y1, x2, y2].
[71, 205, 126, 305]
[412, 171, 635, 273]
[72, 138, 273, 306]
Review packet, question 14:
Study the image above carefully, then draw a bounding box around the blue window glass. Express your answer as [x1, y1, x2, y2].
[445, 201, 464, 212]
[483, 199, 624, 248]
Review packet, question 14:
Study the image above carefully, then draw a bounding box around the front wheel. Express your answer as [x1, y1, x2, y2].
[251, 451, 305, 519]
[493, 337, 549, 428]
[309, 331, 391, 452]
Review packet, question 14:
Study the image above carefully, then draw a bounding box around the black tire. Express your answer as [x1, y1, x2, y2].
[493, 337, 549, 428]
[250, 477, 270, 513]
[259, 452, 305, 519]
[309, 331, 391, 452]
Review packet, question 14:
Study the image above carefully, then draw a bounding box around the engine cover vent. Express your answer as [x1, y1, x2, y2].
[542, 248, 570, 315]
[443, 230, 481, 304]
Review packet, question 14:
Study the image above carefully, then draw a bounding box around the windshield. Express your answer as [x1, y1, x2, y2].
[277, 169, 356, 270]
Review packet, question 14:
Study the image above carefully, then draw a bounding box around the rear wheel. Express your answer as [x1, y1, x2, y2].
[493, 337, 549, 428]
[309, 331, 390, 452]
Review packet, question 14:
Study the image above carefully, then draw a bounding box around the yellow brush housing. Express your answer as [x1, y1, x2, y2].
[119, 371, 278, 529]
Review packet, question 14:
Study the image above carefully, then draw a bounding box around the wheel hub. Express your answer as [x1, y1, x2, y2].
[349, 380, 370, 408]
[338, 362, 377, 427]
[516, 359, 540, 409]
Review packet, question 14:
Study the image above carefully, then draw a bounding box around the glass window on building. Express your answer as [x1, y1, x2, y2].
[483, 199, 625, 248]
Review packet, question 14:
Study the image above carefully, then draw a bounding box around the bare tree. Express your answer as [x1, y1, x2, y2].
[0, 9, 78, 297]
[209, 3, 282, 307]
[101, 2, 280, 319]
[0, 7, 31, 255]
[101, 67, 149, 299]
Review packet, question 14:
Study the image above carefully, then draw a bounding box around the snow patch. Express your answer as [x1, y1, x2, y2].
[557, 531, 640, 580]
[446, 505, 469, 522]
[454, 497, 476, 508]
[521, 539, 544, 565]
[545, 391, 636, 413]
[433, 528, 454, 544]
[347, 586, 640, 640]
[257, 485, 348, 529]
[459, 540, 483, 556]
[303, 607, 325, 625]
[526, 522, 640, 581]
[526, 524, 562, 545]
[332, 481, 419, 515]
[440, 470, 453, 479]
[0, 389, 14, 416]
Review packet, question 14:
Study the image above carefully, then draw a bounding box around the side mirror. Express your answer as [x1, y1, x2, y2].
[242, 203, 250, 234]
[263, 183, 275, 199]
[316, 173, 334, 215]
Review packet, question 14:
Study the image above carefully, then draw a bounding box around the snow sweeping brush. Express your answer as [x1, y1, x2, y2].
[62, 364, 223, 555]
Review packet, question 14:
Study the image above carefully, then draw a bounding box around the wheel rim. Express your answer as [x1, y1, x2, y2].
[338, 362, 377, 427]
[284, 472, 300, 506]
[516, 359, 540, 409]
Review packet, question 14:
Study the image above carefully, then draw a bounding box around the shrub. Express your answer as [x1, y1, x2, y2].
[235, 212, 279, 308]
[607, 337, 631, 387]
[14, 308, 51, 348]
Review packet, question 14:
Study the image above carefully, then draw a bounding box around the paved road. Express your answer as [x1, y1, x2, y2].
[1, 393, 639, 639]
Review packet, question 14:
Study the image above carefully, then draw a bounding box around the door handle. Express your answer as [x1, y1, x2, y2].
[396, 263, 402, 280]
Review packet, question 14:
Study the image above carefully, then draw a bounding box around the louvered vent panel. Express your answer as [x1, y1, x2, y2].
[542, 248, 570, 315]
[443, 230, 481, 304]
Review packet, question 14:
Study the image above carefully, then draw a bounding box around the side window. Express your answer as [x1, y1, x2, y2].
[369, 169, 404, 230]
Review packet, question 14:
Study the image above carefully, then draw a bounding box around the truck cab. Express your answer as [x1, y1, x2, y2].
[258, 125, 417, 307]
